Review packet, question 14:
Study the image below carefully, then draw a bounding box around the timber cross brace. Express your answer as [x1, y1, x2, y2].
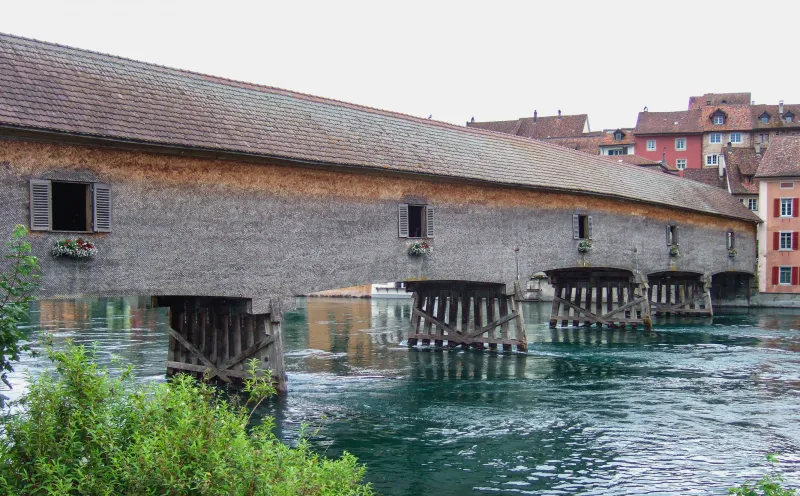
[154, 296, 287, 393]
[406, 281, 528, 352]
[648, 273, 713, 317]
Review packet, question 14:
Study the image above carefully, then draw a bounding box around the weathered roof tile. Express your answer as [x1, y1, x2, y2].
[756, 136, 800, 178]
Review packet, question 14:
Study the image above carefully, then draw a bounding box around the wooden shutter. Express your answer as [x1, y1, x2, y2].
[92, 183, 112, 232]
[666, 226, 672, 245]
[794, 232, 799, 251]
[572, 214, 580, 240]
[772, 266, 779, 285]
[774, 232, 780, 250]
[794, 198, 799, 217]
[587, 215, 593, 240]
[425, 206, 434, 238]
[793, 267, 799, 286]
[774, 198, 780, 217]
[674, 226, 679, 245]
[29, 179, 51, 231]
[398, 203, 409, 238]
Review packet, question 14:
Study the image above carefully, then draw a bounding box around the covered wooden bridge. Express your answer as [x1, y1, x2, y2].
[0, 33, 759, 391]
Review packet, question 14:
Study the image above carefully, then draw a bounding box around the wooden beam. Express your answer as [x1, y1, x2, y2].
[167, 327, 231, 384]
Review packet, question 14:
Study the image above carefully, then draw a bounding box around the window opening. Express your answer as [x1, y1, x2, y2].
[713, 114, 725, 125]
[646, 139, 656, 151]
[572, 214, 592, 240]
[666, 225, 679, 246]
[730, 133, 742, 143]
[706, 154, 719, 166]
[748, 198, 758, 211]
[710, 133, 721, 144]
[780, 232, 793, 250]
[727, 231, 735, 250]
[676, 159, 687, 170]
[52, 181, 90, 232]
[781, 198, 793, 217]
[408, 205, 425, 238]
[780, 182, 794, 189]
[675, 138, 686, 150]
[780, 266, 792, 285]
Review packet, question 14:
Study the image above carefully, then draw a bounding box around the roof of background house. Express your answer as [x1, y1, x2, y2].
[597, 128, 635, 146]
[544, 135, 603, 155]
[682, 168, 728, 189]
[756, 136, 800, 178]
[468, 113, 588, 139]
[688, 92, 751, 109]
[634, 110, 703, 135]
[700, 105, 753, 132]
[723, 147, 760, 194]
[614, 155, 665, 166]
[0, 33, 758, 222]
[750, 104, 800, 130]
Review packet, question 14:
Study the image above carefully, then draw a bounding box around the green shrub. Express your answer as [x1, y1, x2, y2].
[0, 343, 373, 495]
[729, 455, 797, 496]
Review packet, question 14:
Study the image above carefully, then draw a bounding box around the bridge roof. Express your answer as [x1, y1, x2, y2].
[0, 33, 758, 223]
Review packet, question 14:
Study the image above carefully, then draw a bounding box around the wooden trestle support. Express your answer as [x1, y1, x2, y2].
[548, 270, 653, 330]
[648, 273, 713, 317]
[154, 296, 287, 393]
[406, 281, 527, 352]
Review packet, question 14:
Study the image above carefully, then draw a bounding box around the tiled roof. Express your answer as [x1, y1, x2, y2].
[756, 136, 800, 178]
[700, 105, 752, 131]
[0, 33, 758, 222]
[615, 155, 664, 166]
[723, 147, 759, 194]
[682, 169, 727, 189]
[598, 129, 635, 146]
[634, 110, 702, 135]
[544, 135, 602, 155]
[688, 92, 751, 109]
[469, 113, 588, 139]
[750, 104, 800, 130]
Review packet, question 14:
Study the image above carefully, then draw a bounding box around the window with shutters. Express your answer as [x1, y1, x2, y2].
[398, 203, 433, 238]
[666, 224, 679, 246]
[572, 214, 592, 240]
[727, 231, 735, 250]
[780, 232, 793, 250]
[781, 198, 794, 217]
[779, 266, 792, 285]
[29, 179, 111, 233]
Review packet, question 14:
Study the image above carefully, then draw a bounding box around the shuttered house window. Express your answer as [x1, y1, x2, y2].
[666, 225, 679, 246]
[398, 203, 434, 238]
[572, 214, 592, 240]
[29, 179, 111, 233]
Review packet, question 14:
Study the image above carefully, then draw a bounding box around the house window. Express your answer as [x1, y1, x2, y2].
[608, 149, 624, 156]
[748, 198, 758, 211]
[676, 159, 687, 170]
[786, 112, 795, 123]
[713, 114, 725, 125]
[781, 182, 795, 189]
[760, 133, 770, 144]
[646, 139, 656, 151]
[666, 224, 679, 246]
[705, 154, 719, 166]
[729, 133, 743, 144]
[727, 231, 735, 250]
[29, 179, 111, 232]
[779, 266, 792, 285]
[572, 214, 592, 240]
[675, 138, 687, 151]
[761, 114, 770, 124]
[709, 133, 722, 144]
[780, 232, 793, 250]
[781, 198, 794, 217]
[614, 131, 622, 141]
[398, 203, 434, 238]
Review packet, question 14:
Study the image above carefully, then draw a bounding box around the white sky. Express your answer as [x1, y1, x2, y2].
[2, 0, 798, 131]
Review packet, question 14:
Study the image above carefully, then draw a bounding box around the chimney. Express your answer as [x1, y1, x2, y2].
[533, 110, 537, 122]
[780, 100, 785, 114]
[558, 110, 562, 119]
[755, 142, 761, 156]
[470, 116, 475, 123]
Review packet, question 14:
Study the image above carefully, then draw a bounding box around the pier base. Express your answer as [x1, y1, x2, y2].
[154, 296, 287, 393]
[406, 281, 527, 352]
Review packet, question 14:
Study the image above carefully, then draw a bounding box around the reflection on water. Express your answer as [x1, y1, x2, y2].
[8, 297, 800, 495]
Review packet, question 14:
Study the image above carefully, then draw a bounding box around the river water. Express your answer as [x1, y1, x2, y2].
[5, 296, 800, 495]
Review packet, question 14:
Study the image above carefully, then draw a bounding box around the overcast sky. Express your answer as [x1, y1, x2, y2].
[2, 1, 798, 131]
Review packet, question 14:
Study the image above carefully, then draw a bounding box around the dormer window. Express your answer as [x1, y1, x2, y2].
[614, 131, 623, 141]
[760, 112, 770, 124]
[785, 111, 795, 123]
[712, 113, 725, 125]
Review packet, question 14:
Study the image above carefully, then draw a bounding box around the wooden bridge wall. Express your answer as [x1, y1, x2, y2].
[0, 139, 757, 313]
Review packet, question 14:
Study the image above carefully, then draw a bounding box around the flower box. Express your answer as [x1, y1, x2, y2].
[52, 238, 97, 258]
[408, 240, 431, 256]
[577, 240, 592, 253]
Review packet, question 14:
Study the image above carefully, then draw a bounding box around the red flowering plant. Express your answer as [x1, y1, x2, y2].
[408, 240, 431, 256]
[51, 237, 97, 258]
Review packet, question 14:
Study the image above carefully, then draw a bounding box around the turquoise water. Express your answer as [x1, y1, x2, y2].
[6, 297, 800, 495]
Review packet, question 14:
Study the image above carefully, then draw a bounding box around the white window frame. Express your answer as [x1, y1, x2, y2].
[729, 133, 743, 144]
[713, 115, 725, 125]
[646, 139, 656, 151]
[676, 159, 687, 170]
[780, 231, 793, 250]
[705, 154, 719, 166]
[675, 138, 687, 151]
[779, 266, 792, 285]
[748, 198, 758, 211]
[781, 198, 793, 217]
[787, 115, 794, 123]
[709, 133, 722, 144]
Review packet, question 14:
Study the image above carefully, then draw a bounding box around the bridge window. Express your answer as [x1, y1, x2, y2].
[29, 179, 111, 232]
[398, 203, 434, 238]
[666, 225, 679, 246]
[727, 231, 735, 250]
[572, 214, 592, 240]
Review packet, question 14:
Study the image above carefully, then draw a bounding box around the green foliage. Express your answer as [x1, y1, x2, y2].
[0, 343, 373, 495]
[729, 455, 797, 496]
[0, 225, 40, 388]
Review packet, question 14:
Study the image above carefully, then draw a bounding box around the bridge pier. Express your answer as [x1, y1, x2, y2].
[648, 273, 713, 317]
[154, 296, 287, 393]
[406, 281, 528, 352]
[548, 269, 652, 330]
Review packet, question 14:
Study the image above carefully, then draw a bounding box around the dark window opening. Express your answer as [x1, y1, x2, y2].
[408, 205, 425, 238]
[667, 225, 679, 245]
[51, 181, 89, 231]
[577, 215, 589, 239]
[727, 231, 735, 250]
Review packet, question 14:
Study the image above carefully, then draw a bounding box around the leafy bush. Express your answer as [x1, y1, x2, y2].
[0, 225, 40, 389]
[729, 455, 797, 496]
[0, 343, 373, 495]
